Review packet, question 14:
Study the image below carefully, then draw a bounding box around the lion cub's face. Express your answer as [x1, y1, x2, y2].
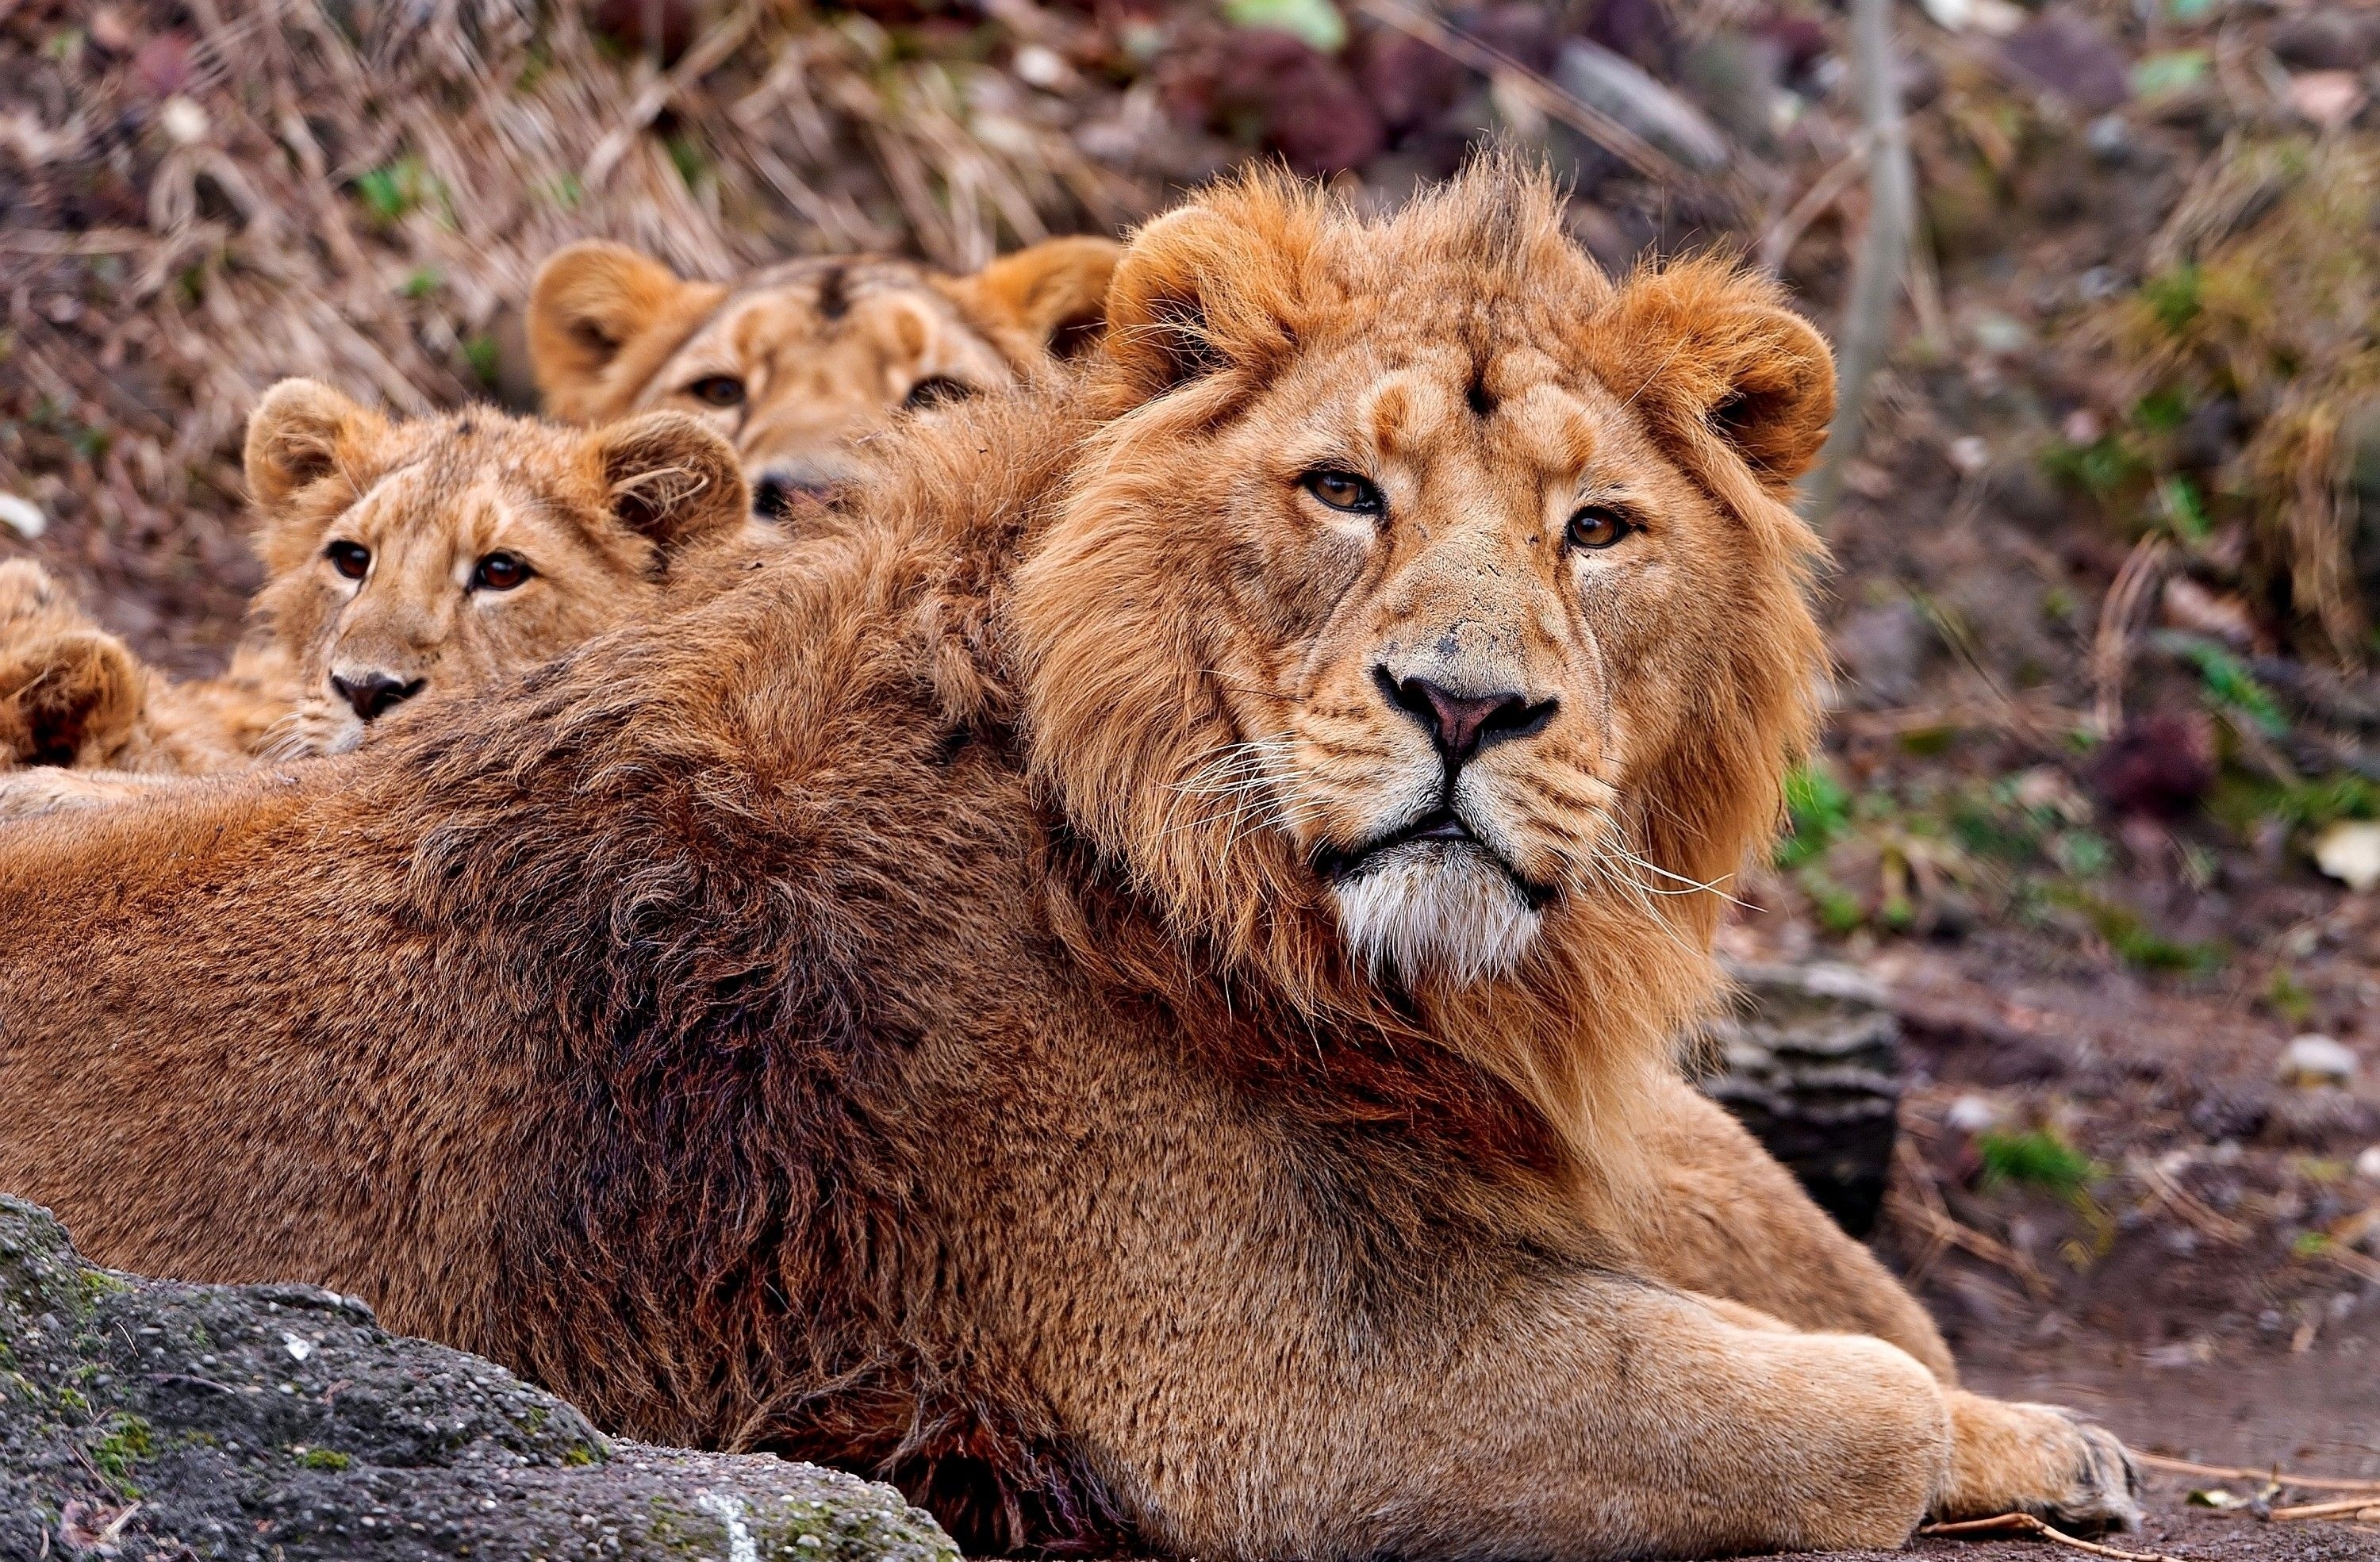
[529, 237, 1117, 522]
[244, 381, 747, 756]
[1017, 172, 1832, 992]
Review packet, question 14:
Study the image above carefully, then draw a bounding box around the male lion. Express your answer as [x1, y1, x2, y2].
[0, 385, 749, 815]
[528, 234, 1119, 517]
[0, 165, 2136, 1559]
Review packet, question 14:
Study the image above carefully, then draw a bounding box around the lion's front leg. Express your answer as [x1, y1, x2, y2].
[1687, 1296, 2144, 1535]
[1055, 1272, 1966, 1560]
[1936, 1390, 2143, 1532]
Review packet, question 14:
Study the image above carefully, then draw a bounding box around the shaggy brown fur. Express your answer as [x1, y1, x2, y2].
[0, 386, 750, 816]
[0, 164, 2136, 1559]
[528, 236, 1119, 517]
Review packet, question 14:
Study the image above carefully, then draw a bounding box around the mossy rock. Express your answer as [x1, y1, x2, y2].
[0, 1196, 958, 1562]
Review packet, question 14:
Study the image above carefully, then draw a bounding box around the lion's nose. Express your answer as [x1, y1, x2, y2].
[330, 670, 425, 722]
[751, 465, 842, 522]
[1376, 668, 1556, 765]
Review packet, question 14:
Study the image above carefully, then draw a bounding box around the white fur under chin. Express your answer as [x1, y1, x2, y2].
[1330, 844, 1542, 986]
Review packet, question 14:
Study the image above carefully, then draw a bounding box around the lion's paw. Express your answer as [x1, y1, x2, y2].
[1937, 1391, 2142, 1533]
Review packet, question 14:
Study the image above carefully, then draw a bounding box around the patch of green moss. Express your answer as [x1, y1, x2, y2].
[300, 1447, 351, 1472]
[1977, 1128, 2098, 1195]
[88, 1413, 154, 1482]
[76, 1270, 129, 1303]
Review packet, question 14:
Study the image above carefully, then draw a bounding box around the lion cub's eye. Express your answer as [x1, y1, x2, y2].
[325, 541, 372, 581]
[904, 376, 975, 410]
[471, 552, 533, 592]
[685, 376, 746, 409]
[1301, 469, 1384, 516]
[1566, 506, 1637, 551]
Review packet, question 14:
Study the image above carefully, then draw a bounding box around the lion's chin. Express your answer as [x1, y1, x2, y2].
[1330, 842, 1542, 986]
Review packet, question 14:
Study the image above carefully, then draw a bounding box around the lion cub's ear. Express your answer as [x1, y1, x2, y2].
[1593, 256, 1837, 495]
[958, 235, 1122, 359]
[529, 242, 720, 423]
[1100, 178, 1327, 400]
[245, 378, 388, 513]
[594, 411, 750, 554]
[0, 631, 144, 767]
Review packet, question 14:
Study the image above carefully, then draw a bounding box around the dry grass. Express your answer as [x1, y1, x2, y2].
[2097, 136, 2380, 664]
[0, 0, 1157, 665]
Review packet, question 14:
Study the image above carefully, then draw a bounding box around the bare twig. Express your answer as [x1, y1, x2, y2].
[2091, 535, 2171, 737]
[1802, 0, 1914, 526]
[1918, 1513, 2190, 1560]
[2136, 1453, 2380, 1493]
[1887, 1137, 2056, 1299]
[582, 2, 762, 189]
[1759, 131, 1871, 273]
[2128, 1155, 2252, 1245]
[2322, 1242, 2380, 1287]
[2271, 1495, 2380, 1522]
[0, 228, 152, 255]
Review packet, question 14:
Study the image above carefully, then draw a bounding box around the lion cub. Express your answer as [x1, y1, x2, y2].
[0, 382, 748, 815]
[527, 235, 1118, 518]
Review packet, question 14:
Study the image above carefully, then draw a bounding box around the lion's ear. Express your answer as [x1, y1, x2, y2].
[594, 411, 749, 553]
[1593, 258, 1837, 494]
[529, 242, 710, 422]
[1099, 182, 1326, 399]
[244, 378, 385, 514]
[0, 632, 144, 766]
[958, 236, 1121, 359]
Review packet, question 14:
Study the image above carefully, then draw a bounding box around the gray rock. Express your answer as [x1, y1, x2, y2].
[1693, 961, 1906, 1237]
[1997, 12, 2130, 116]
[1554, 40, 1732, 173]
[0, 1198, 958, 1562]
[2271, 11, 2377, 73]
[1831, 598, 1937, 709]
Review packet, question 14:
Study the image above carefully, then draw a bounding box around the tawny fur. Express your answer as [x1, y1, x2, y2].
[0, 235, 1115, 809]
[0, 163, 2136, 1559]
[528, 235, 1119, 507]
[0, 390, 751, 817]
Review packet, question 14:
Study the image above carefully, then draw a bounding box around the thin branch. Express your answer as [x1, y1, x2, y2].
[1918, 1513, 2190, 1561]
[2135, 1453, 2380, 1494]
[2271, 1495, 2380, 1522]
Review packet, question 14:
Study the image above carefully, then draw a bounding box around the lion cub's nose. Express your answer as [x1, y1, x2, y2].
[330, 670, 426, 722]
[1377, 669, 1557, 765]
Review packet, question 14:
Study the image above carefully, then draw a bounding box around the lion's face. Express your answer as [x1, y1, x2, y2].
[244, 382, 747, 756]
[1014, 167, 1832, 1007]
[529, 238, 1117, 522]
[1189, 345, 1778, 983]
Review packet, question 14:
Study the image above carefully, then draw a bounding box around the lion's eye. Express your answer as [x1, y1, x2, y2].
[685, 376, 746, 409]
[903, 376, 975, 410]
[325, 541, 371, 581]
[1566, 506, 1636, 551]
[471, 552, 532, 592]
[1301, 469, 1384, 515]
